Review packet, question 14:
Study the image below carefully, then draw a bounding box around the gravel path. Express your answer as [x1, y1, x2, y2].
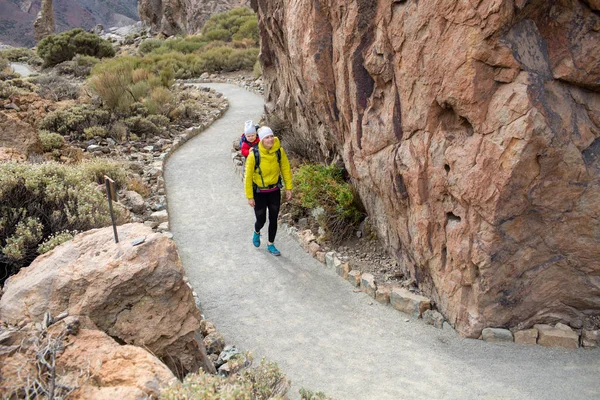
[10, 63, 33, 76]
[164, 83, 600, 400]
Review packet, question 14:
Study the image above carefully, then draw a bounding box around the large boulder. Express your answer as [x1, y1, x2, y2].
[253, 0, 600, 337]
[0, 318, 176, 399]
[0, 223, 213, 377]
[0, 112, 42, 156]
[138, 0, 250, 35]
[33, 0, 55, 42]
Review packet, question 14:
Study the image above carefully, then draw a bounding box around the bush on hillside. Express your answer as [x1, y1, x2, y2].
[37, 29, 115, 68]
[38, 130, 65, 152]
[292, 164, 364, 242]
[0, 48, 43, 66]
[35, 74, 79, 101]
[0, 160, 127, 282]
[0, 56, 9, 73]
[161, 357, 289, 400]
[39, 104, 111, 138]
[201, 7, 258, 43]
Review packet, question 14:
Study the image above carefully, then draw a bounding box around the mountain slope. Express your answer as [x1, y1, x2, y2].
[0, 0, 139, 47]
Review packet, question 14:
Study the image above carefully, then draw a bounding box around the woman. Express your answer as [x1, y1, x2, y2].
[244, 126, 293, 256]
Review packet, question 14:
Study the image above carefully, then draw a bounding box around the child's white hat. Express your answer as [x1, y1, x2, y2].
[244, 120, 257, 135]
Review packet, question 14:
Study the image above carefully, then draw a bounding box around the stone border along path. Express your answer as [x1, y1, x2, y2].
[164, 83, 600, 400]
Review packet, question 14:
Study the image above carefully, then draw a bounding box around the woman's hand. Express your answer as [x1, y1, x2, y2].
[248, 199, 255, 208]
[285, 190, 292, 201]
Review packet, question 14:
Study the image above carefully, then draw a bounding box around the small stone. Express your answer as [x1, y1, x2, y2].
[347, 270, 361, 287]
[162, 231, 173, 239]
[151, 210, 168, 223]
[316, 251, 326, 264]
[582, 330, 599, 348]
[86, 144, 102, 153]
[200, 320, 217, 336]
[422, 310, 444, 329]
[336, 262, 351, 280]
[375, 285, 391, 304]
[536, 324, 579, 349]
[514, 329, 538, 345]
[360, 273, 377, 298]
[157, 222, 169, 231]
[203, 332, 225, 355]
[308, 241, 321, 256]
[389, 287, 431, 318]
[482, 328, 514, 343]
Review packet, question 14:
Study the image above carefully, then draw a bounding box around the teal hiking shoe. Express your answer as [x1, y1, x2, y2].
[267, 243, 281, 256]
[252, 231, 261, 247]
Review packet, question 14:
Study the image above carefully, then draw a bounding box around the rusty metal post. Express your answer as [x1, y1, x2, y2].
[104, 176, 119, 243]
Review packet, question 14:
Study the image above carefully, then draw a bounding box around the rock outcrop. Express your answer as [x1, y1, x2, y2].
[0, 112, 42, 157]
[0, 319, 176, 399]
[0, 223, 213, 377]
[33, 0, 55, 42]
[138, 0, 250, 35]
[253, 0, 600, 337]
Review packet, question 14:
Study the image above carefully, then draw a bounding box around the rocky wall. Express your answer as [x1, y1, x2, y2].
[138, 0, 250, 35]
[252, 0, 600, 337]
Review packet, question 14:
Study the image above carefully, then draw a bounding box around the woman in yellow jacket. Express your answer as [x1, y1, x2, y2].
[245, 126, 293, 256]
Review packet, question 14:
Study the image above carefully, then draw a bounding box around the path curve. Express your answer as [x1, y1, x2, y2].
[164, 83, 600, 400]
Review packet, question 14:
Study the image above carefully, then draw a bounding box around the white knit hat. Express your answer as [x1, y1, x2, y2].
[244, 120, 256, 135]
[258, 126, 273, 140]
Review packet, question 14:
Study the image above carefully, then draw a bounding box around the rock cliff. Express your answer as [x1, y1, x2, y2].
[252, 0, 600, 337]
[33, 0, 55, 42]
[138, 0, 249, 35]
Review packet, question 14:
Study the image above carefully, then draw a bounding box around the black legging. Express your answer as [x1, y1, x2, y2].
[254, 189, 281, 243]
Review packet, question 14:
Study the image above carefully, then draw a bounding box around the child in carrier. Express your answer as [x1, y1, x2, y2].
[240, 120, 260, 158]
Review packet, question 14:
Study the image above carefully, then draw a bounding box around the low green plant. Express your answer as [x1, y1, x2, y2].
[83, 126, 108, 140]
[201, 7, 258, 43]
[38, 131, 65, 152]
[160, 357, 289, 400]
[123, 115, 159, 136]
[253, 59, 262, 79]
[0, 161, 127, 282]
[293, 164, 364, 242]
[0, 48, 43, 65]
[39, 104, 111, 138]
[299, 388, 332, 400]
[37, 28, 115, 67]
[37, 230, 75, 254]
[35, 74, 79, 101]
[0, 56, 9, 73]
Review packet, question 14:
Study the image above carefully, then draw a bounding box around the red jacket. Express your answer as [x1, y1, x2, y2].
[241, 135, 260, 158]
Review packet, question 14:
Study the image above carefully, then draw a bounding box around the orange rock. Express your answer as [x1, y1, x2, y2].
[254, 0, 600, 337]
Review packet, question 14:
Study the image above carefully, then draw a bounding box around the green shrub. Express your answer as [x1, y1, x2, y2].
[145, 87, 173, 115]
[160, 357, 289, 400]
[201, 7, 257, 43]
[0, 56, 9, 73]
[0, 48, 43, 66]
[35, 74, 79, 101]
[39, 104, 111, 138]
[159, 65, 174, 87]
[123, 116, 159, 136]
[89, 61, 134, 111]
[37, 28, 115, 67]
[38, 230, 75, 254]
[0, 161, 126, 282]
[138, 38, 164, 55]
[299, 389, 332, 400]
[293, 164, 364, 242]
[224, 48, 259, 72]
[130, 80, 150, 101]
[194, 46, 233, 73]
[146, 114, 170, 127]
[38, 131, 65, 151]
[83, 126, 108, 140]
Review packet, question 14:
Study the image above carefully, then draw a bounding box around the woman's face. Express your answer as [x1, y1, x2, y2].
[246, 132, 257, 142]
[262, 135, 275, 149]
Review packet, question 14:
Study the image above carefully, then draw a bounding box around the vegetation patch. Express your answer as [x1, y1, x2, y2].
[0, 160, 127, 283]
[37, 28, 115, 68]
[292, 164, 364, 243]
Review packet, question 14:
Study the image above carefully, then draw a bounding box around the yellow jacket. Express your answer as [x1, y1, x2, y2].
[244, 137, 293, 199]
